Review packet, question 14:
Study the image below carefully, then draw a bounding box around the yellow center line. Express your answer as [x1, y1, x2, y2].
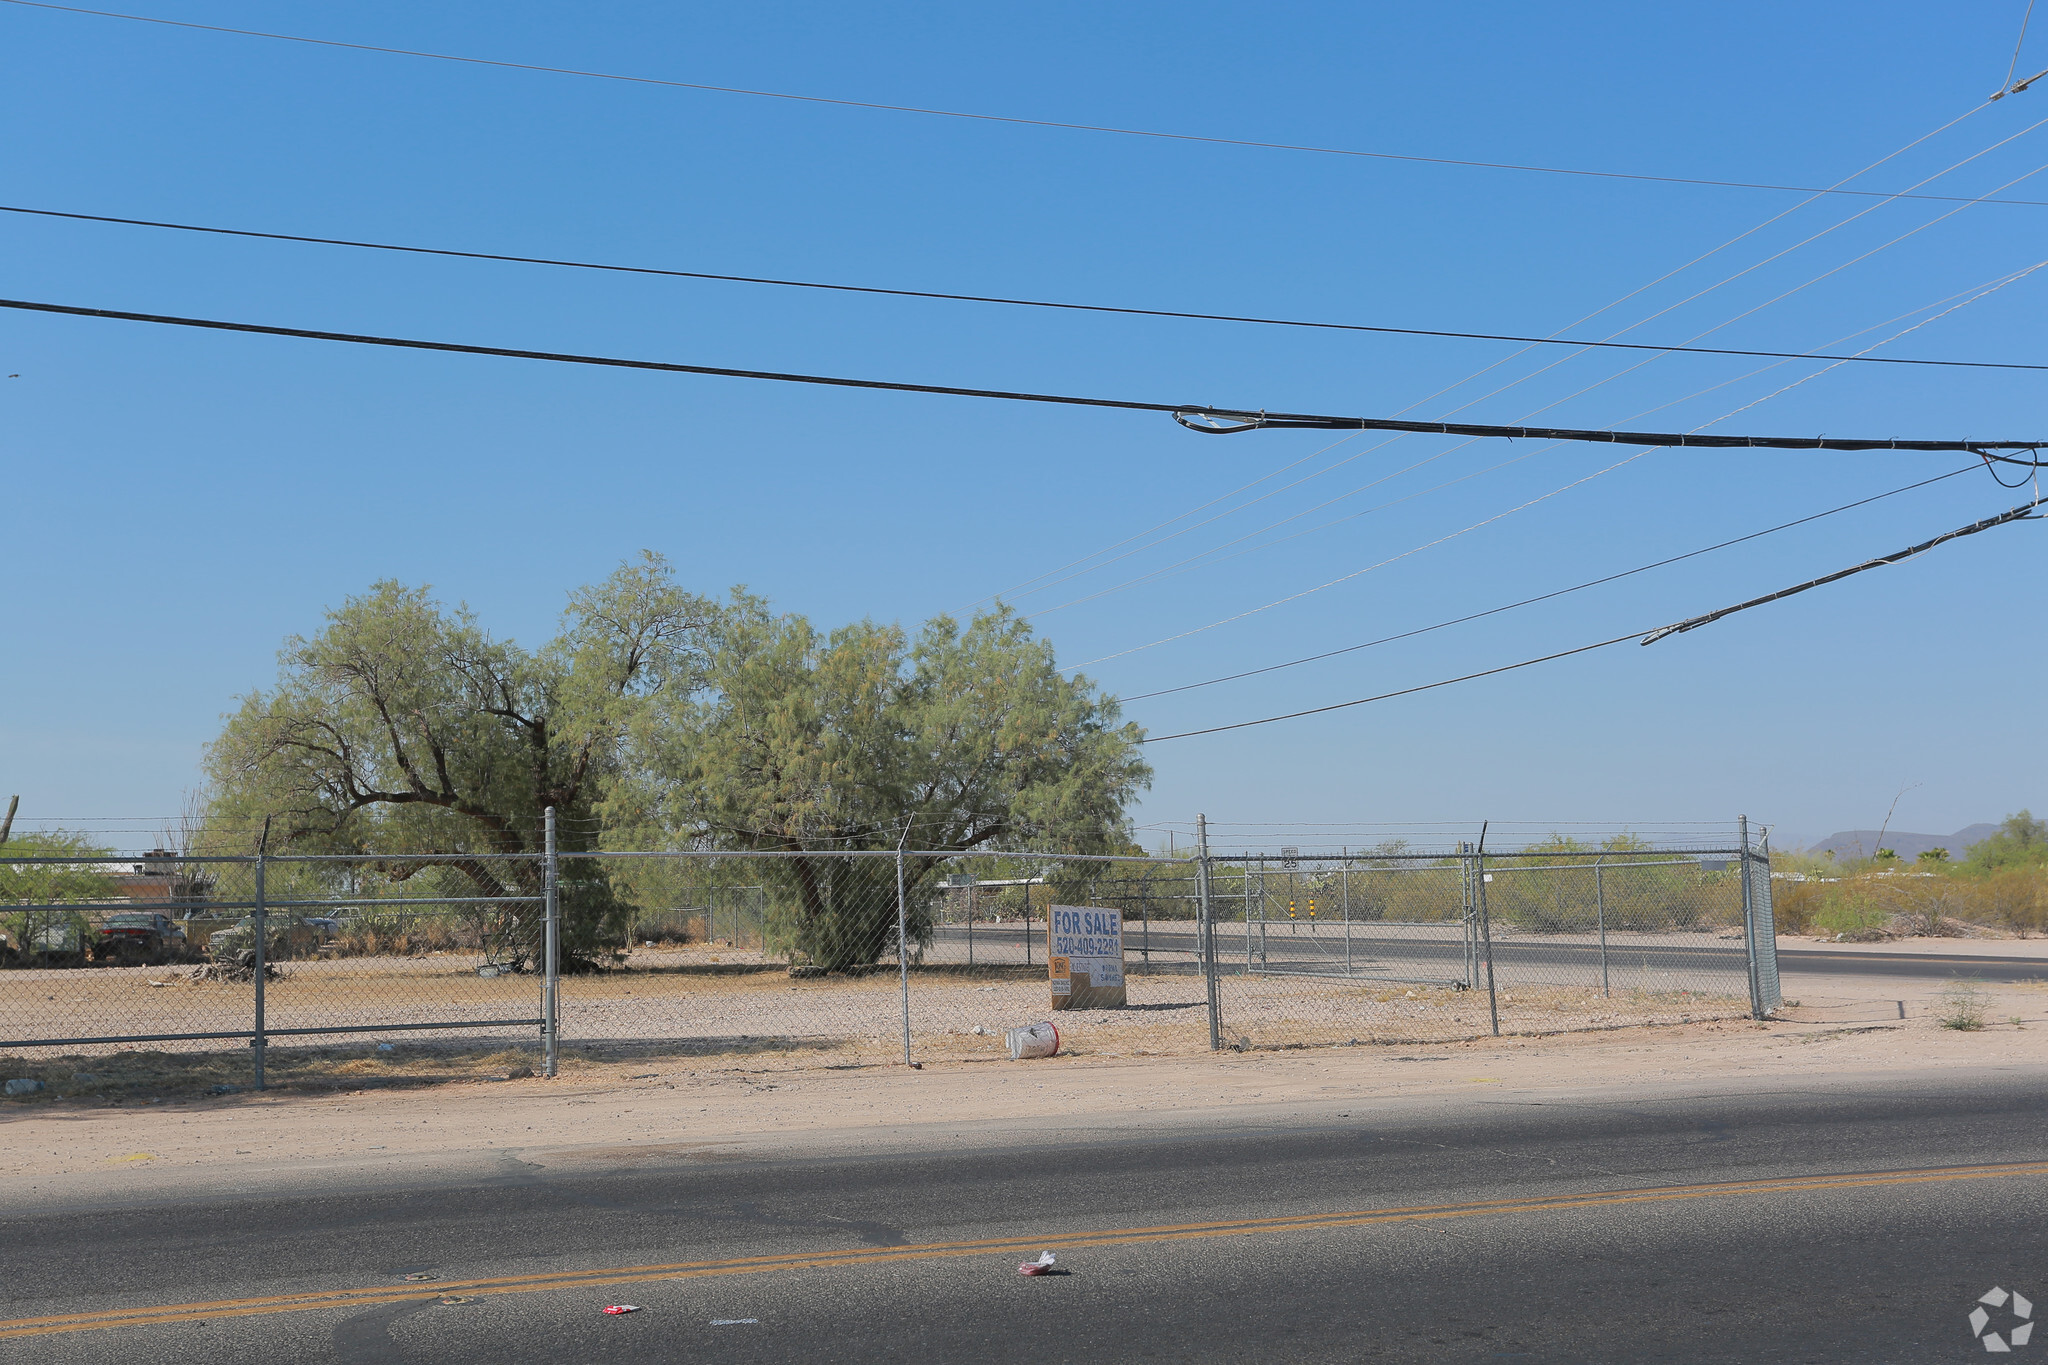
[5, 1159, 2045, 1340]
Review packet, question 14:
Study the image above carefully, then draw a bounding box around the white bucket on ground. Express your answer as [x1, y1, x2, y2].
[1006, 1021, 1060, 1059]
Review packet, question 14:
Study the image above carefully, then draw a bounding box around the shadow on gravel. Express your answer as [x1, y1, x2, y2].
[0, 1035, 854, 1104]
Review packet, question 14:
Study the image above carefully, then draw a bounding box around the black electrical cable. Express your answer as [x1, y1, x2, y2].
[1170, 408, 2046, 455]
[1140, 632, 1647, 741]
[1642, 497, 2044, 642]
[1119, 465, 1979, 703]
[9, 0, 2048, 211]
[3, 296, 2043, 458]
[6, 203, 2047, 376]
[1982, 450, 2043, 488]
[1142, 495, 2042, 741]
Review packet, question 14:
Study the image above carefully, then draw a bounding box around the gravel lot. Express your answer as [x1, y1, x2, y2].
[1, 937, 1747, 1093]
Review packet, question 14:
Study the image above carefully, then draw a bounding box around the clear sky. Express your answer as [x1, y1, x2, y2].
[2, 1, 2042, 850]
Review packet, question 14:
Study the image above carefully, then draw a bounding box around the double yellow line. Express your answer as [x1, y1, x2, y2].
[7, 1159, 2046, 1340]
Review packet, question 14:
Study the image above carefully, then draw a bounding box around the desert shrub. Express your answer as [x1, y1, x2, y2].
[1812, 891, 1890, 939]
[1770, 878, 1824, 935]
[1771, 864, 2046, 939]
[1975, 867, 2046, 936]
[1935, 979, 1991, 1030]
[1771, 872, 1892, 938]
[1868, 875, 1976, 937]
[1487, 856, 1737, 934]
[329, 909, 468, 957]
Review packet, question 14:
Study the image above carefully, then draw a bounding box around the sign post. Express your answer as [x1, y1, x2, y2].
[1047, 905, 1126, 1010]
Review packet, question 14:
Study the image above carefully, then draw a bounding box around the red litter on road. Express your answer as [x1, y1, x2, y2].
[1018, 1252, 1057, 1276]
[603, 1305, 642, 1315]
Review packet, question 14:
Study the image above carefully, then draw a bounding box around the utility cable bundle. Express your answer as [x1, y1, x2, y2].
[1, 297, 2039, 461]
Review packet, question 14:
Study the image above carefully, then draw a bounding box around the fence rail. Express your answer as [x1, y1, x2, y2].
[0, 814, 1779, 1092]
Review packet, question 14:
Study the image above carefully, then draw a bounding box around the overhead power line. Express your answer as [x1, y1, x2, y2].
[1118, 466, 1979, 702]
[1171, 410, 2039, 453]
[972, 101, 2021, 614]
[9, 0, 2048, 209]
[4, 296, 2043, 459]
[1641, 497, 2044, 643]
[1143, 496, 2041, 742]
[1997, 1, 2042, 96]
[1068, 258, 2048, 670]
[7, 203, 2048, 375]
[1140, 632, 1648, 741]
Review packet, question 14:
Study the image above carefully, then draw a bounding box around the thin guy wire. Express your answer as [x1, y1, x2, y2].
[1092, 263, 2043, 605]
[18, 3, 2023, 665]
[1049, 127, 2048, 635]
[972, 98, 2008, 608]
[1116, 466, 1977, 702]
[1703, 258, 2048, 426]
[1140, 630, 1651, 741]
[1070, 260, 2048, 669]
[1074, 449, 1664, 669]
[6, 203, 2046, 374]
[7, 0, 2048, 208]
[1027, 277, 2006, 615]
[1039, 442, 1560, 614]
[970, 226, 2008, 612]
[993, 434, 1431, 610]
[1142, 496, 2040, 742]
[1403, 110, 2048, 433]
[991, 260, 1997, 614]
[2005, 1, 2039, 94]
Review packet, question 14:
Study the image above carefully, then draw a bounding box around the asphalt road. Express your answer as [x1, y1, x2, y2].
[931, 923, 2048, 983]
[5, 1069, 2046, 1363]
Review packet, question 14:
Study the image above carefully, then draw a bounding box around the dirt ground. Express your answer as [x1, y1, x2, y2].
[1, 942, 2042, 1193]
[0, 926, 1759, 1073]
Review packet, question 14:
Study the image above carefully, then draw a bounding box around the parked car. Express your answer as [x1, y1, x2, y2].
[1, 912, 102, 967]
[92, 912, 189, 964]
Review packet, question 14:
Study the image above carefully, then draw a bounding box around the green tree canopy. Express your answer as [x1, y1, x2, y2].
[204, 558, 1148, 970]
[204, 552, 719, 961]
[618, 603, 1150, 968]
[1964, 811, 2048, 874]
[0, 829, 117, 959]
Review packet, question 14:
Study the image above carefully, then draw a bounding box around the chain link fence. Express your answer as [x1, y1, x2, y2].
[1, 817, 1779, 1095]
[1202, 820, 1776, 1048]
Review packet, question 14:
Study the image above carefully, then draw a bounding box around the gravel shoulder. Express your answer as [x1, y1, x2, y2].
[3, 965, 2041, 1211]
[1779, 934, 2048, 958]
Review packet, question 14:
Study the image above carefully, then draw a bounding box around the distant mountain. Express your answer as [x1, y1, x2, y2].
[1808, 824, 2000, 861]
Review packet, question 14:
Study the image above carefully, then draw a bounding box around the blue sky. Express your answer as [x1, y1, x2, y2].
[2, 0, 2043, 849]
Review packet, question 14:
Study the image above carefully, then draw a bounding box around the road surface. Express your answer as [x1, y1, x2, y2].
[4, 1067, 2045, 1362]
[930, 923, 2048, 983]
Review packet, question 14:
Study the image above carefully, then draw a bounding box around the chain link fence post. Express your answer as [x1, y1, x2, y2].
[252, 823, 269, 1090]
[1197, 813, 1221, 1051]
[1594, 856, 1611, 996]
[1753, 828, 1781, 1015]
[543, 806, 560, 1078]
[1340, 848, 1352, 976]
[896, 829, 911, 1067]
[1476, 822, 1499, 1037]
[1458, 841, 1474, 989]
[1738, 814, 1783, 1019]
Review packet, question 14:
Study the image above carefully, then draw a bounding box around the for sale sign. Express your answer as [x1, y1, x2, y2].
[1047, 905, 1126, 1010]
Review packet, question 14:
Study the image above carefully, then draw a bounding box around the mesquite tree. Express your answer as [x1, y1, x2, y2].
[621, 604, 1150, 970]
[205, 553, 718, 964]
